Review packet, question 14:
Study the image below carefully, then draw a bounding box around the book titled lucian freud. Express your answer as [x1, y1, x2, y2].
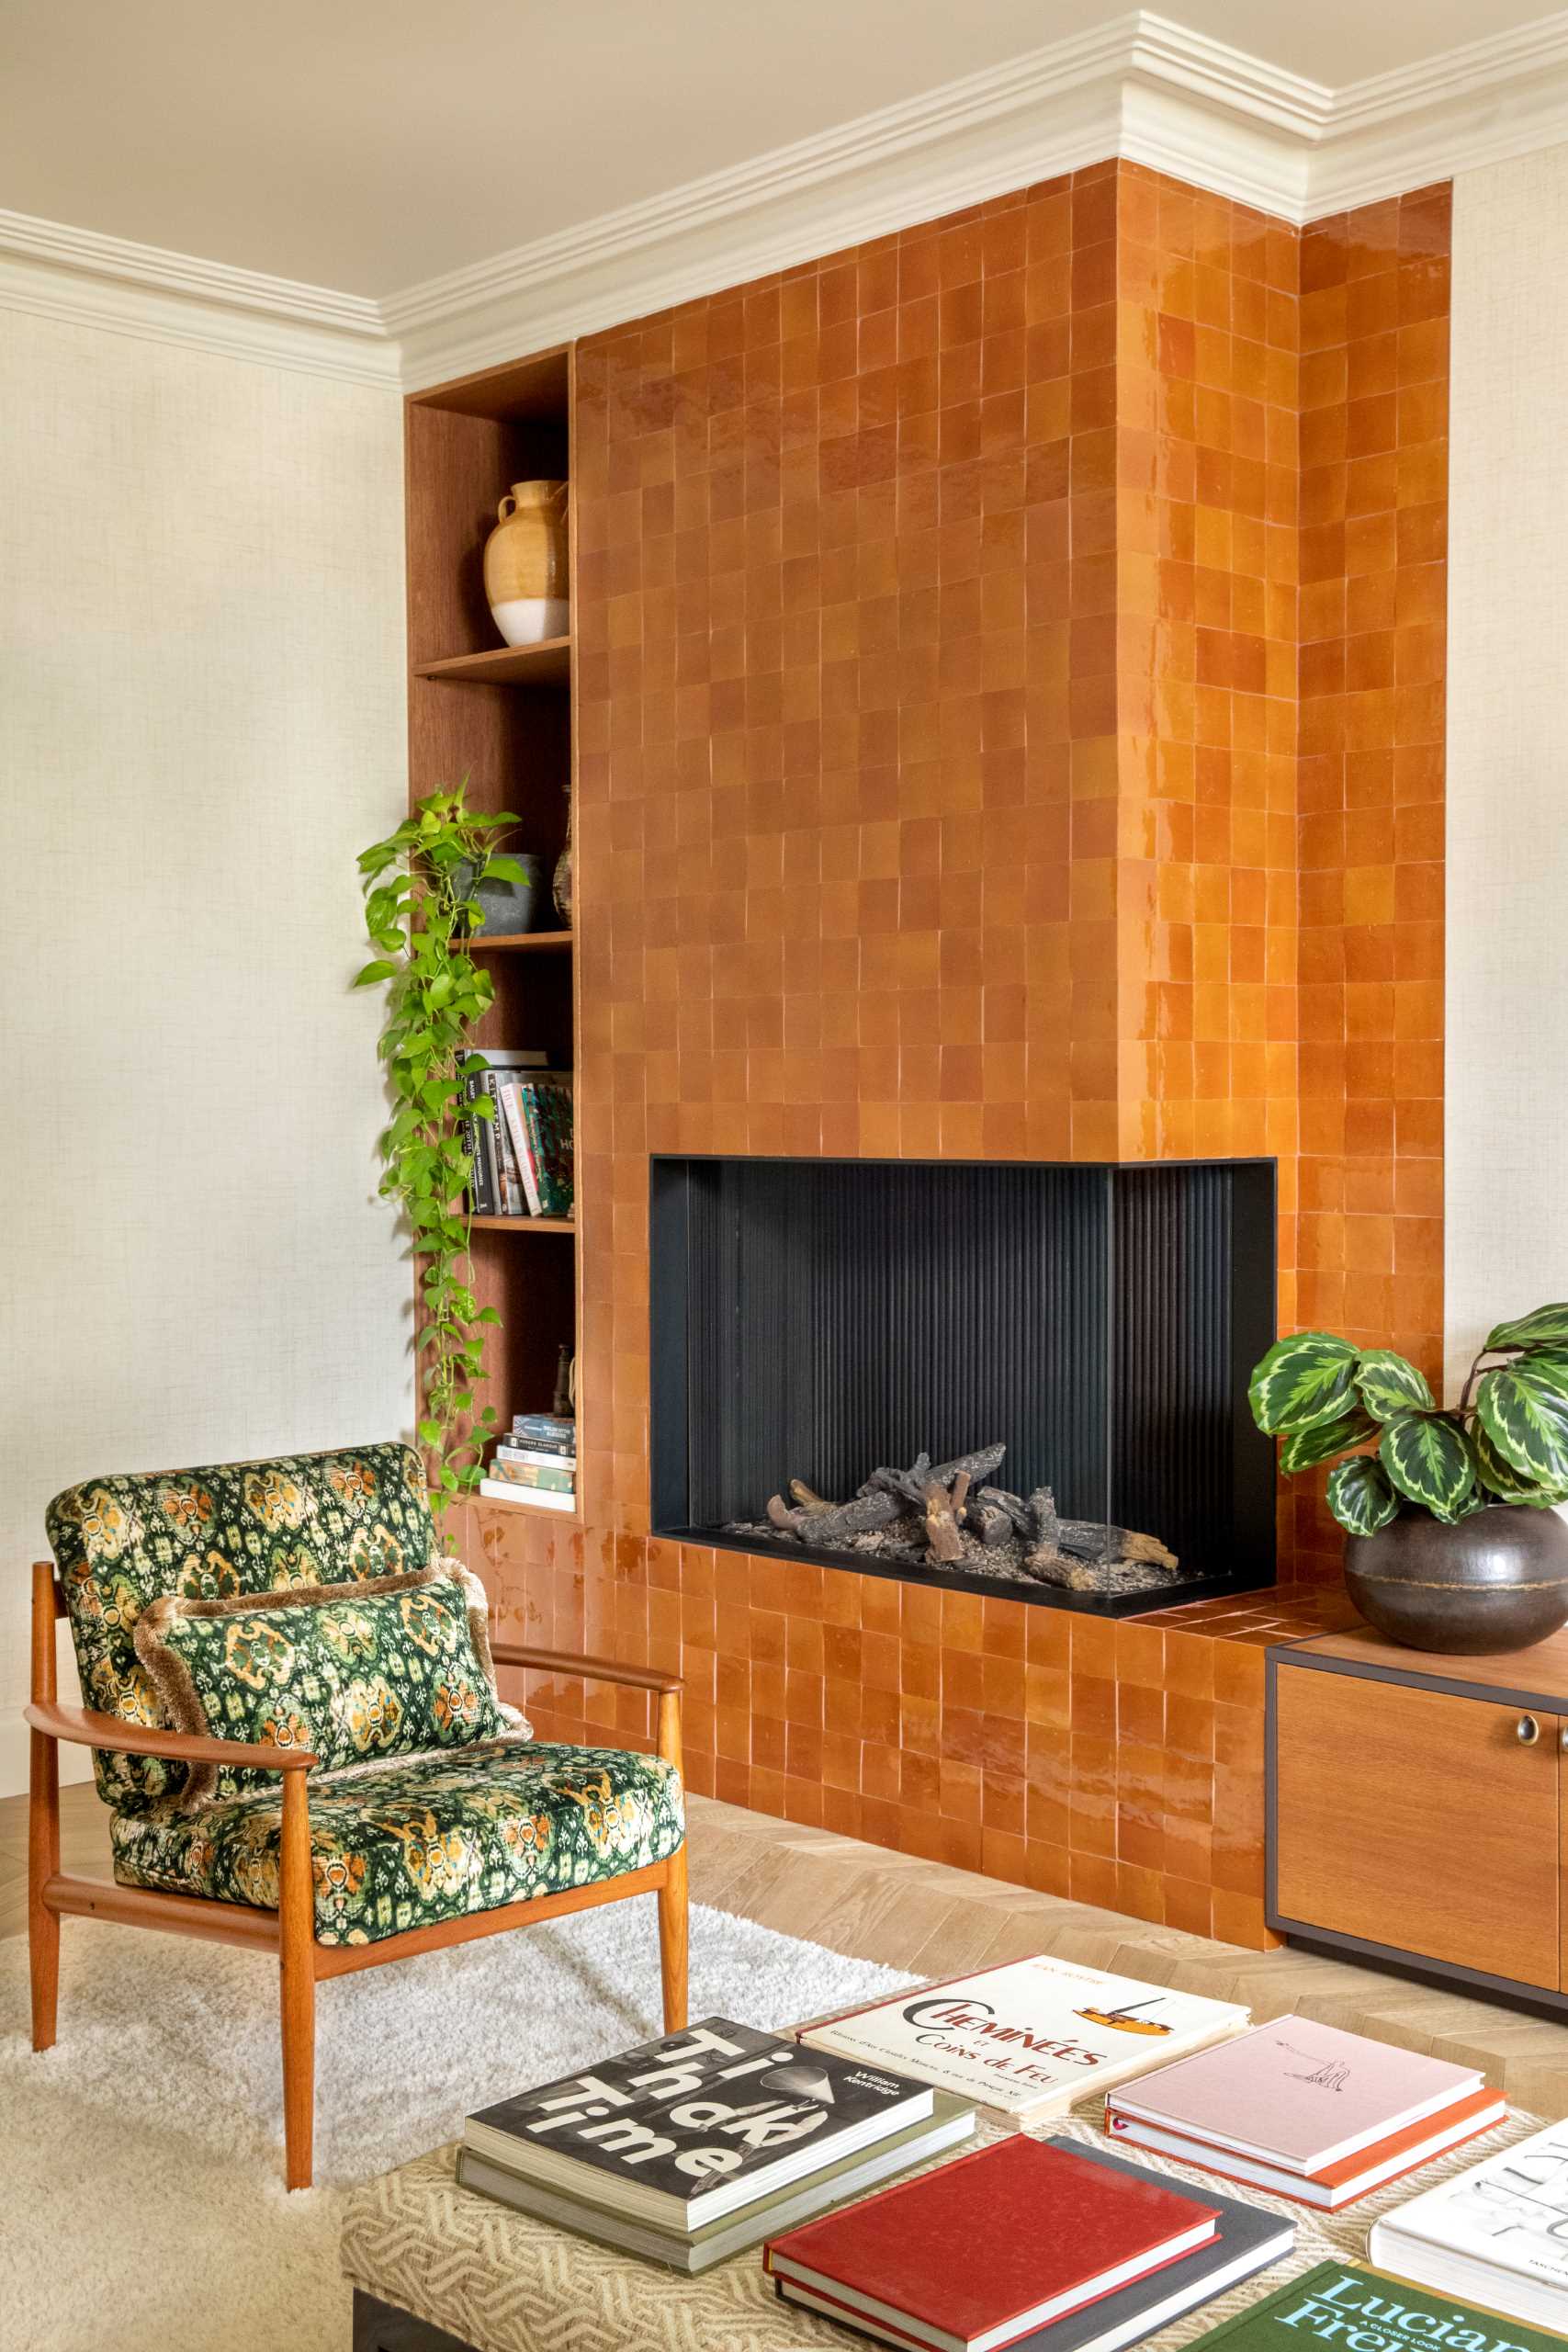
[797, 1954, 1250, 2125]
[1178, 2260, 1567, 2352]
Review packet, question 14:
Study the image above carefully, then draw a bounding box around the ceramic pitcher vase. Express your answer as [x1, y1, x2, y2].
[483, 480, 569, 646]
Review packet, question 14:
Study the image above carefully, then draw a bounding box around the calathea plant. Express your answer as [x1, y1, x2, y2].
[1251, 1306, 1568, 1536]
[355, 784, 525, 1510]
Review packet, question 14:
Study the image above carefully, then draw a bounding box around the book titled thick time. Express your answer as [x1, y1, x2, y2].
[456, 2094, 976, 2272]
[765, 2136, 1218, 2352]
[799, 1953, 1249, 2124]
[465, 2016, 931, 2230]
[1159, 2259, 1568, 2352]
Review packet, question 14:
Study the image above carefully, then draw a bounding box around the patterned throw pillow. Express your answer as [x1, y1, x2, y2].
[132, 1560, 530, 1807]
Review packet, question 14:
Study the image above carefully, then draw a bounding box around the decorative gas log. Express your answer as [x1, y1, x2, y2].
[761, 1445, 1179, 1588]
[921, 1467, 970, 1561]
[766, 1488, 901, 1544]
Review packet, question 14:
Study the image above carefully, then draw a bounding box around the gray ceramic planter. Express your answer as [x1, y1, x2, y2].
[455, 854, 544, 938]
[1344, 1503, 1568, 1654]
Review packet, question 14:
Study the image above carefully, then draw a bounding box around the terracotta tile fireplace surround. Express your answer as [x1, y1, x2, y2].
[457, 159, 1449, 1952]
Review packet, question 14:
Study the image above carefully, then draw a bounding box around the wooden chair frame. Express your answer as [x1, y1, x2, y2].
[25, 1561, 688, 2189]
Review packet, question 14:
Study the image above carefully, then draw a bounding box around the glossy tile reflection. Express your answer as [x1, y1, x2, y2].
[452, 162, 1450, 1950]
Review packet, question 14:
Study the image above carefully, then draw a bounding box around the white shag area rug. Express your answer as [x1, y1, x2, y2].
[0, 1897, 913, 2352]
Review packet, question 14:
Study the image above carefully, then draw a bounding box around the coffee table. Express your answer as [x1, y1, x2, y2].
[341, 2105, 1540, 2352]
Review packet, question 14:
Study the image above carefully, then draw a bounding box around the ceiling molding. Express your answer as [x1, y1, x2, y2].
[0, 205, 398, 388]
[395, 6, 1568, 390]
[387, 26, 1134, 389]
[5, 9, 1568, 390]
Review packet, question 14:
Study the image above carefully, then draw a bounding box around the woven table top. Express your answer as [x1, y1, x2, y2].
[340, 2099, 1543, 2352]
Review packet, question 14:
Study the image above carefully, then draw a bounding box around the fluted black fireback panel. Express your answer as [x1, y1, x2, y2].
[650, 1156, 1276, 1596]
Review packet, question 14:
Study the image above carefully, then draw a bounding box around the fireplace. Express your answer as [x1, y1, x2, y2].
[649, 1156, 1278, 1617]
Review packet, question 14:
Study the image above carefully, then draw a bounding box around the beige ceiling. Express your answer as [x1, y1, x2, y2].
[0, 0, 1551, 297]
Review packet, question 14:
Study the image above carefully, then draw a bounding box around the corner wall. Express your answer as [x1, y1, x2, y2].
[0, 311, 412, 1792]
[477, 160, 1450, 1944]
[1446, 148, 1568, 1399]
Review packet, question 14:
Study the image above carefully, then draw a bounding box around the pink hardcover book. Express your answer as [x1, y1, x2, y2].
[1107, 2015, 1483, 2173]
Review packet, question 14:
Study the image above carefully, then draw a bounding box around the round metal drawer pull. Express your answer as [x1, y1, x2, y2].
[1518, 1713, 1541, 1746]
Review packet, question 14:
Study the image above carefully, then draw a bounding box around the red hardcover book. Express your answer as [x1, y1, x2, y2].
[763, 2136, 1218, 2352]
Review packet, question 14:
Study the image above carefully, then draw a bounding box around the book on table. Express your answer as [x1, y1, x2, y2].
[1368, 2114, 1568, 2330]
[1134, 2257, 1568, 2352]
[464, 2016, 934, 2233]
[1105, 2085, 1505, 2211]
[764, 2134, 1220, 2352]
[1103, 2014, 1495, 2206]
[772, 2138, 1295, 2352]
[456, 2091, 976, 2273]
[796, 1952, 1250, 2127]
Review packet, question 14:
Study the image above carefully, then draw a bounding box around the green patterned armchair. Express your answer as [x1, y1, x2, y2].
[25, 1442, 686, 2188]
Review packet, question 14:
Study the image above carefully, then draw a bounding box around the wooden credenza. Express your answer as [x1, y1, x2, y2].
[1268, 1626, 1568, 2007]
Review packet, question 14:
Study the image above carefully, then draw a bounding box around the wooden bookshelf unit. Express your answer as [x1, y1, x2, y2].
[404, 345, 579, 1526]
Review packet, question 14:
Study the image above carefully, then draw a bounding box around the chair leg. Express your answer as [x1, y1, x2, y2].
[278, 1770, 316, 2189]
[658, 1842, 688, 2033]
[280, 1953, 315, 2190]
[28, 1723, 60, 2052]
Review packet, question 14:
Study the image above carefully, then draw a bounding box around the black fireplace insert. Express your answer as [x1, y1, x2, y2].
[649, 1155, 1277, 1616]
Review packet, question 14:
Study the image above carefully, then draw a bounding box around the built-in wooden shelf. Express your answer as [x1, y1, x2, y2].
[412, 638, 570, 687]
[465, 929, 572, 954]
[468, 1215, 576, 1237]
[408, 340, 581, 1525]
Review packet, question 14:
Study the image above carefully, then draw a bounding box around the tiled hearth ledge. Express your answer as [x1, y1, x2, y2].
[484, 1530, 1359, 1955]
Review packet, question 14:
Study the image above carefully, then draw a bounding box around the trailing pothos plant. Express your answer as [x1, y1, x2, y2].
[1250, 1307, 1568, 1537]
[355, 784, 525, 1511]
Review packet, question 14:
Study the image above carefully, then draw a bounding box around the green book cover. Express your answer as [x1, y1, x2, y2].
[1186, 2260, 1565, 2352]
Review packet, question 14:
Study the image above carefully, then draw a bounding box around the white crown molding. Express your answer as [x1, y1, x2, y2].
[395, 6, 1568, 390]
[1305, 13, 1568, 216]
[388, 24, 1136, 387]
[0, 205, 399, 388]
[6, 10, 1568, 391]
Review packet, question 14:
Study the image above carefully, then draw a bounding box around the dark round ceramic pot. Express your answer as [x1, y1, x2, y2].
[1344, 1505, 1568, 1654]
[454, 854, 544, 938]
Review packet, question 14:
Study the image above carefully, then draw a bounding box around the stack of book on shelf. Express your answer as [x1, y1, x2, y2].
[1369, 2114, 1568, 2329]
[457, 2016, 976, 2275]
[1103, 2014, 1505, 2211]
[463, 1046, 574, 1219]
[797, 1952, 1254, 2130]
[479, 1413, 576, 1510]
[764, 2134, 1295, 2352]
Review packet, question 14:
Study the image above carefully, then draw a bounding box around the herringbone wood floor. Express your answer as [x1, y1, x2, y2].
[6, 1784, 1568, 2111]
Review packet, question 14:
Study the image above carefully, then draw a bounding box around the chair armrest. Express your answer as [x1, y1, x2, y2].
[25, 1700, 318, 1774]
[491, 1645, 682, 1695]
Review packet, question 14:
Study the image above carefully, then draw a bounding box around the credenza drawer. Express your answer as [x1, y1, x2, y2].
[1272, 1660, 1561, 1991]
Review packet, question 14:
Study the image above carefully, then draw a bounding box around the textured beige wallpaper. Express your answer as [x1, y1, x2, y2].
[1446, 147, 1568, 1403]
[0, 311, 410, 1791]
